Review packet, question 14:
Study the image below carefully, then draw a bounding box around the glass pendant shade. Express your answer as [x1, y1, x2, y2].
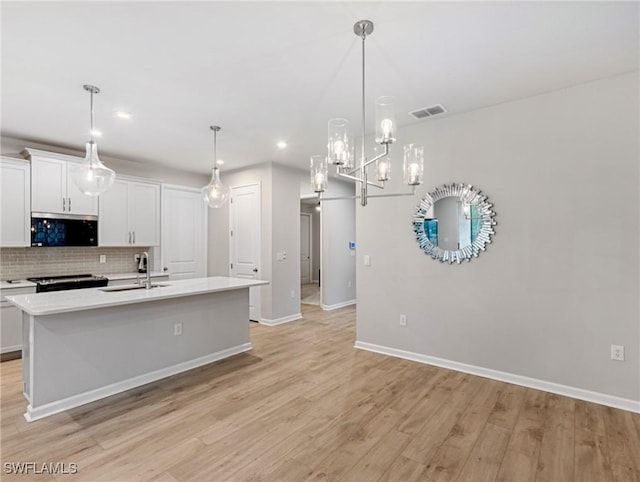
[310, 155, 328, 193]
[403, 143, 424, 186]
[328, 118, 350, 165]
[70, 84, 116, 196]
[375, 96, 397, 144]
[374, 146, 391, 182]
[70, 140, 116, 196]
[202, 167, 230, 208]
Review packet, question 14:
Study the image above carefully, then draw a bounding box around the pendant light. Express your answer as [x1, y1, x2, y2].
[69, 84, 116, 196]
[202, 125, 230, 208]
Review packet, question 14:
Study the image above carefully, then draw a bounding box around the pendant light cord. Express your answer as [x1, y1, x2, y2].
[89, 89, 94, 142]
[213, 128, 217, 170]
[361, 31, 366, 167]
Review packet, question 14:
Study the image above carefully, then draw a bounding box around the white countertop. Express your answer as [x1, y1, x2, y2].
[0, 279, 36, 290]
[7, 276, 268, 316]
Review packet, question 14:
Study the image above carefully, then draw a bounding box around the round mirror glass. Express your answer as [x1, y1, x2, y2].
[413, 183, 496, 263]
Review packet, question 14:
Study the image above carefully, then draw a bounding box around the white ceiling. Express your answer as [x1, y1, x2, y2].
[2, 1, 638, 175]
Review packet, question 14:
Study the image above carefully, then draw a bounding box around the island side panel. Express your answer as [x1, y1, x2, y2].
[30, 289, 250, 412]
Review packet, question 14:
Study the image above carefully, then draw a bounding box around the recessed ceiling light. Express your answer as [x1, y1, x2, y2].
[115, 111, 132, 120]
[277, 141, 287, 149]
[90, 129, 103, 138]
[216, 159, 224, 165]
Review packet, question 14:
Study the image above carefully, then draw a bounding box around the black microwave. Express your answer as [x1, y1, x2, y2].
[31, 213, 98, 247]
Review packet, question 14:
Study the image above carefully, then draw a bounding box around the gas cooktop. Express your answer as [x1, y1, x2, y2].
[27, 274, 109, 293]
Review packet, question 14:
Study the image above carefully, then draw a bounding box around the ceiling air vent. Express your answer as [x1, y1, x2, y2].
[410, 104, 447, 120]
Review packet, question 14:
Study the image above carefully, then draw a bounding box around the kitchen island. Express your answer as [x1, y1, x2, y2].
[7, 276, 268, 421]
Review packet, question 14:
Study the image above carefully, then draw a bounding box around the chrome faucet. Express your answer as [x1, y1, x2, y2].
[141, 252, 151, 289]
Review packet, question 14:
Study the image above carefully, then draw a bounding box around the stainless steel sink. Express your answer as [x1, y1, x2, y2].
[100, 283, 170, 292]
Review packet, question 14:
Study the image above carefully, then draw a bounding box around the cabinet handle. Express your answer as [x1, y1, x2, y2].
[128, 232, 131, 244]
[132, 232, 136, 244]
[68, 197, 71, 212]
[62, 197, 66, 212]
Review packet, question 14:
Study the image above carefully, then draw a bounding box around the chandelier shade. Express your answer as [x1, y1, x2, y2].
[310, 155, 328, 193]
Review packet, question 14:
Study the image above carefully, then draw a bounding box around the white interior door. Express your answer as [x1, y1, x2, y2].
[300, 213, 311, 284]
[161, 185, 206, 280]
[229, 184, 261, 321]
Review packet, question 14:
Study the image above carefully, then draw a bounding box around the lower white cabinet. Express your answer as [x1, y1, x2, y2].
[99, 178, 160, 246]
[1, 285, 36, 355]
[0, 158, 30, 247]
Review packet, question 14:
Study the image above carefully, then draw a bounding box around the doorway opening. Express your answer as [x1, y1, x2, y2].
[300, 199, 320, 306]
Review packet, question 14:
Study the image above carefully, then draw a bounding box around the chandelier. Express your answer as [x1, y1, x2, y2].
[310, 20, 424, 206]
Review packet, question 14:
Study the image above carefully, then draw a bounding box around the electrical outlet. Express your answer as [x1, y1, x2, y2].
[347, 280, 352, 288]
[364, 255, 371, 266]
[611, 344, 625, 361]
[399, 314, 407, 327]
[290, 289, 295, 299]
[174, 323, 182, 336]
[99, 255, 106, 264]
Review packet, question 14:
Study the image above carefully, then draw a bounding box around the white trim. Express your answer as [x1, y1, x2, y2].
[311, 279, 320, 283]
[321, 299, 356, 311]
[0, 344, 21, 354]
[260, 313, 302, 326]
[300, 212, 312, 285]
[24, 343, 252, 422]
[354, 341, 640, 414]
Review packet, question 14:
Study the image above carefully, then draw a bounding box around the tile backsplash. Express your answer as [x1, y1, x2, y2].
[0, 247, 151, 280]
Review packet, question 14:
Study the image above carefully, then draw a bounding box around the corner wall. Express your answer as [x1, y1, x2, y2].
[356, 73, 640, 410]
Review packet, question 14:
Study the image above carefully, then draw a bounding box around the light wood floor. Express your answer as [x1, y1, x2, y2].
[1, 304, 639, 481]
[301, 283, 320, 306]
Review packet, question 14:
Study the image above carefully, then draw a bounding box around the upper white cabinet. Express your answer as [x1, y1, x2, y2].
[25, 149, 98, 216]
[0, 157, 31, 247]
[99, 178, 160, 246]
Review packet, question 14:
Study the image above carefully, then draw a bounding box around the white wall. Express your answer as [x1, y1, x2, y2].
[356, 73, 639, 409]
[320, 181, 356, 309]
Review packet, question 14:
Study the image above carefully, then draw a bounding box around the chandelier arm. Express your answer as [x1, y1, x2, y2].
[319, 188, 415, 202]
[343, 143, 389, 175]
[336, 171, 384, 189]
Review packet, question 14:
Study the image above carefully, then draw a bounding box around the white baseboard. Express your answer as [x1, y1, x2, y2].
[260, 313, 302, 326]
[25, 343, 253, 422]
[354, 341, 640, 414]
[1, 345, 22, 354]
[321, 299, 356, 311]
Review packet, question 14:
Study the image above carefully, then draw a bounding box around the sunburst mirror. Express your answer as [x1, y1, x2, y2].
[413, 183, 496, 264]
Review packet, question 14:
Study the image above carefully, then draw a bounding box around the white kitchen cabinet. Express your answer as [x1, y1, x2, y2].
[1, 285, 36, 356]
[99, 178, 160, 246]
[26, 150, 98, 216]
[0, 158, 31, 247]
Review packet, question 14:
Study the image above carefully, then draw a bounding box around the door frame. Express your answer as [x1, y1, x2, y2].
[229, 182, 261, 322]
[300, 212, 312, 285]
[160, 184, 208, 277]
